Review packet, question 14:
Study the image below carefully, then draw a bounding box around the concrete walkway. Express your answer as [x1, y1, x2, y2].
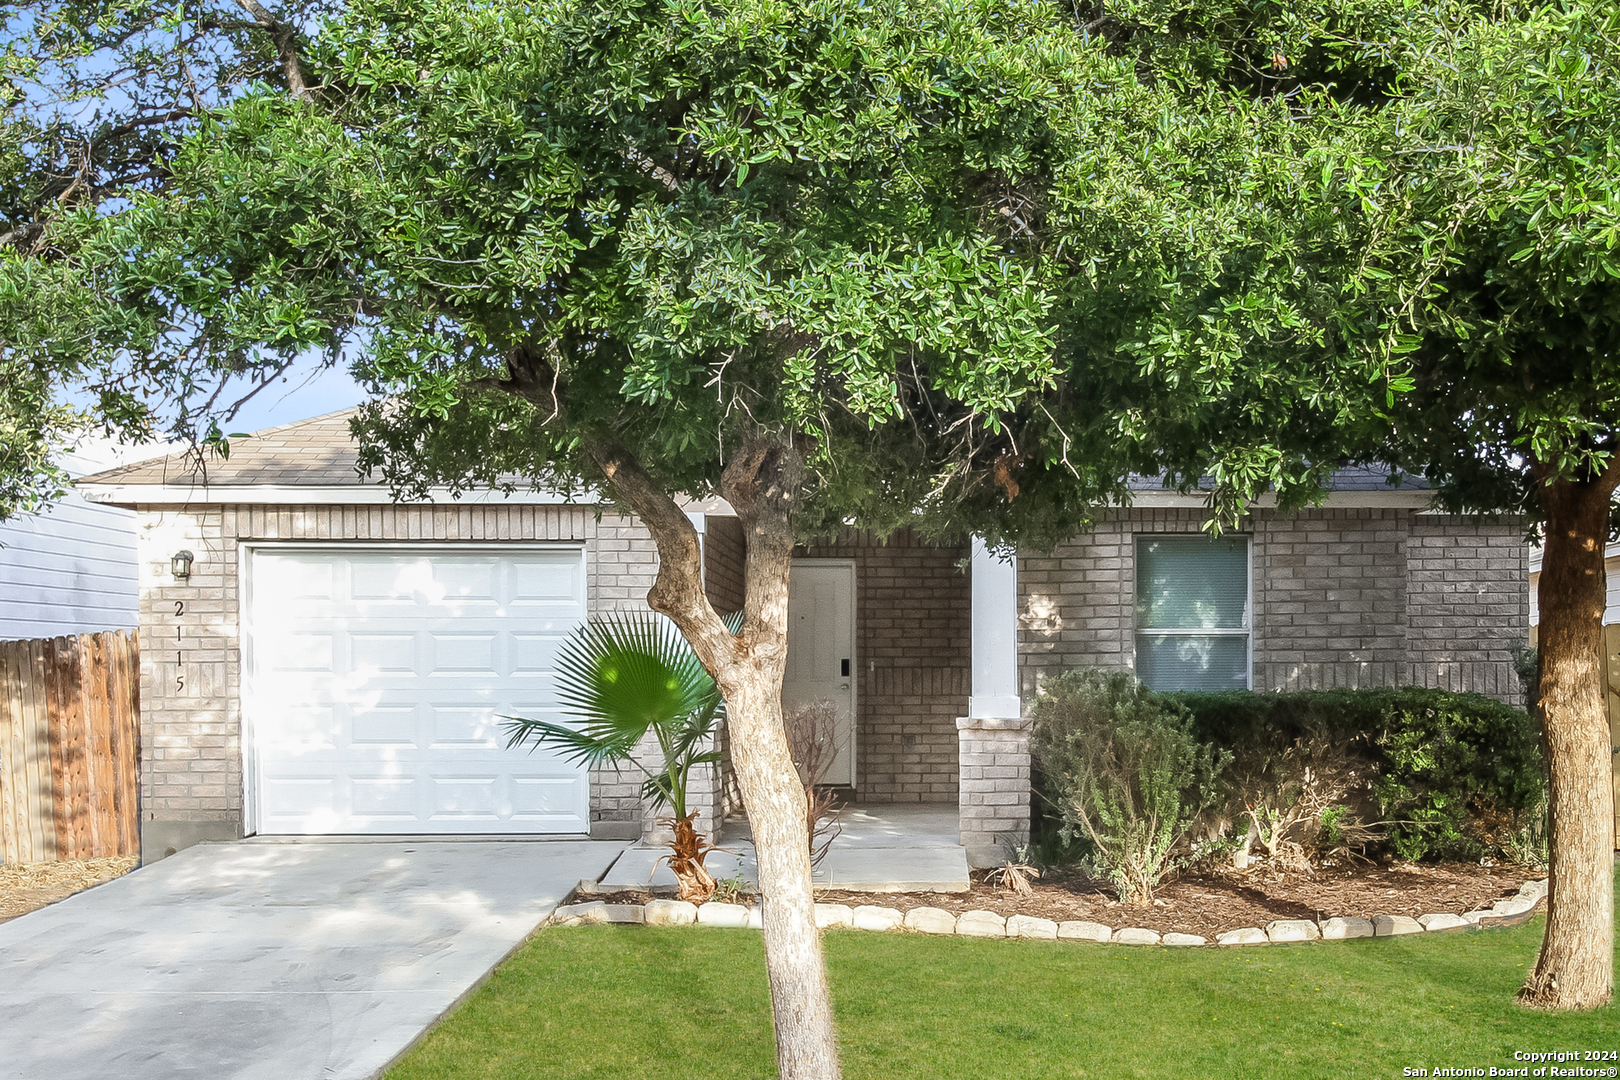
[0, 838, 624, 1080]
[597, 804, 970, 893]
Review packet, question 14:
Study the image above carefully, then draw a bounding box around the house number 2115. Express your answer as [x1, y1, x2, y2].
[174, 599, 185, 693]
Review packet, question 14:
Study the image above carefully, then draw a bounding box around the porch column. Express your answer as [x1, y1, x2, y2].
[968, 536, 1021, 719]
[960, 537, 1029, 867]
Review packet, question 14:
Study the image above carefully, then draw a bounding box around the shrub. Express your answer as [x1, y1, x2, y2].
[1225, 727, 1382, 869]
[1170, 688, 1547, 864]
[1031, 670, 1230, 903]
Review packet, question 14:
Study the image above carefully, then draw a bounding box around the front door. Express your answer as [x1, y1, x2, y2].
[782, 560, 856, 787]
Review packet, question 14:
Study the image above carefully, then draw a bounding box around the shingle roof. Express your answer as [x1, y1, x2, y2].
[79, 409, 1432, 500]
[1126, 465, 1430, 493]
[77, 409, 372, 487]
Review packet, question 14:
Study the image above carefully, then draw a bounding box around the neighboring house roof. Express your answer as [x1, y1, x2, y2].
[76, 409, 598, 507]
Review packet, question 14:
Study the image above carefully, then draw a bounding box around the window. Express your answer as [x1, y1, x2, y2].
[1134, 535, 1250, 691]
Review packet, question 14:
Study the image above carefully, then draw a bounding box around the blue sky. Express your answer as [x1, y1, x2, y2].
[220, 359, 369, 434]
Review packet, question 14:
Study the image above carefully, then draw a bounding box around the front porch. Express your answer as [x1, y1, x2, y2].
[692, 522, 1034, 869]
[595, 804, 973, 893]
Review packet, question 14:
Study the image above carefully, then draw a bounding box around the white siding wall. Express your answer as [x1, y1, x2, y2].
[0, 443, 144, 641]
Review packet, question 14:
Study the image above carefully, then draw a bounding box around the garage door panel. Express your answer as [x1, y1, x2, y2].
[429, 776, 501, 820]
[511, 776, 589, 820]
[250, 548, 588, 835]
[509, 559, 581, 601]
[510, 634, 567, 675]
[432, 561, 498, 600]
[260, 632, 336, 674]
[350, 705, 421, 748]
[428, 633, 500, 676]
[427, 704, 503, 748]
[261, 777, 339, 825]
[349, 633, 418, 674]
[259, 557, 336, 600]
[349, 559, 432, 601]
[351, 776, 421, 818]
[257, 705, 341, 752]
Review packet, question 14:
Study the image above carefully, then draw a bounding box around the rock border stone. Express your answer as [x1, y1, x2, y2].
[549, 878, 1548, 947]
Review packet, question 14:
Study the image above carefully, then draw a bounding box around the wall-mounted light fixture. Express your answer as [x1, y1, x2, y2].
[171, 549, 195, 580]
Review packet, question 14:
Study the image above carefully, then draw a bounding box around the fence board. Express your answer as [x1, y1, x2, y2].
[107, 632, 140, 855]
[0, 643, 21, 863]
[0, 631, 139, 864]
[25, 640, 56, 862]
[83, 634, 114, 858]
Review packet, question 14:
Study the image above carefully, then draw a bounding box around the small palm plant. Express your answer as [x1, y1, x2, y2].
[502, 612, 728, 901]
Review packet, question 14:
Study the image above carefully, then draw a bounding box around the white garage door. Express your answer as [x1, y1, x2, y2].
[246, 547, 589, 835]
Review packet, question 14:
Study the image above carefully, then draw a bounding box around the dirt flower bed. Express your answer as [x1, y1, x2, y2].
[592, 861, 1536, 938]
[817, 863, 1534, 938]
[0, 856, 138, 923]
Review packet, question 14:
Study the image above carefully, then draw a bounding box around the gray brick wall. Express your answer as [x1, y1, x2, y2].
[703, 514, 746, 615]
[131, 502, 658, 840]
[1253, 509, 1409, 690]
[701, 514, 748, 822]
[1406, 515, 1527, 700]
[1017, 507, 1526, 704]
[796, 528, 969, 804]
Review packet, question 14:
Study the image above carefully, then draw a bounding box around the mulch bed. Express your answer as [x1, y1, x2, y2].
[0, 855, 138, 924]
[591, 861, 1536, 938]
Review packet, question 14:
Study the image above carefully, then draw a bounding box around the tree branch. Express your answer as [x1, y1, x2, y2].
[230, 0, 313, 102]
[465, 341, 738, 670]
[623, 143, 680, 193]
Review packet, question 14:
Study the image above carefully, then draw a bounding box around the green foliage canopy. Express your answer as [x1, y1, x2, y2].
[2, 0, 1418, 544]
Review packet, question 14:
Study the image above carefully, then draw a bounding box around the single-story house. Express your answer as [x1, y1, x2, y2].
[78, 411, 1528, 864]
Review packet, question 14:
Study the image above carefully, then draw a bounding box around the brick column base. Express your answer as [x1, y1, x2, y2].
[956, 716, 1031, 868]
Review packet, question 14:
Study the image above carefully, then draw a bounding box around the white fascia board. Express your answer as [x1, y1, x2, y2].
[1123, 490, 1436, 510]
[75, 483, 601, 507]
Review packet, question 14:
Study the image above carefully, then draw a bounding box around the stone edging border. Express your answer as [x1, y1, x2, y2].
[551, 878, 1547, 946]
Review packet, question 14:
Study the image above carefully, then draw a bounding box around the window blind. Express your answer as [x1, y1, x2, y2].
[1135, 535, 1250, 691]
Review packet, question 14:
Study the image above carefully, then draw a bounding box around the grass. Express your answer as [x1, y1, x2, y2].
[387, 886, 1619, 1080]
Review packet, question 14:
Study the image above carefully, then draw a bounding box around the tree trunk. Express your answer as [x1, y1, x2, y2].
[1521, 470, 1616, 1010]
[586, 432, 842, 1079]
[719, 663, 841, 1080]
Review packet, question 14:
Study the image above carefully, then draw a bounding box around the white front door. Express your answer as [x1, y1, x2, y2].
[246, 546, 589, 835]
[782, 560, 856, 787]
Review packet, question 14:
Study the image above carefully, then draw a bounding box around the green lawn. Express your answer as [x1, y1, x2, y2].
[387, 894, 1618, 1080]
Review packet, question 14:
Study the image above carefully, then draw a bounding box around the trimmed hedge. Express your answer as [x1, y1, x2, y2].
[1165, 688, 1547, 863]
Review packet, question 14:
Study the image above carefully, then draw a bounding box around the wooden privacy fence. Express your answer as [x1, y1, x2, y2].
[0, 631, 141, 864]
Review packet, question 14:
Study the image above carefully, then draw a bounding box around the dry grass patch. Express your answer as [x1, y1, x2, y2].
[0, 856, 138, 922]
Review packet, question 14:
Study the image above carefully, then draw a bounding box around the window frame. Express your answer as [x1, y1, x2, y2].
[1132, 533, 1254, 692]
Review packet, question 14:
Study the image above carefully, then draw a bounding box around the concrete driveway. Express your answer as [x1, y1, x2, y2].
[0, 838, 624, 1080]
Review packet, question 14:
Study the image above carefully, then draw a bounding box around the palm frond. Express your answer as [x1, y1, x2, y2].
[553, 612, 720, 738]
[504, 611, 729, 819]
[500, 714, 639, 768]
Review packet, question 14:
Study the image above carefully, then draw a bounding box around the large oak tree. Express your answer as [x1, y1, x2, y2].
[7, 2, 1163, 1074]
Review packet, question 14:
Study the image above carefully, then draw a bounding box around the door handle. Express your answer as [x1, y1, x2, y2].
[839, 683, 849, 691]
